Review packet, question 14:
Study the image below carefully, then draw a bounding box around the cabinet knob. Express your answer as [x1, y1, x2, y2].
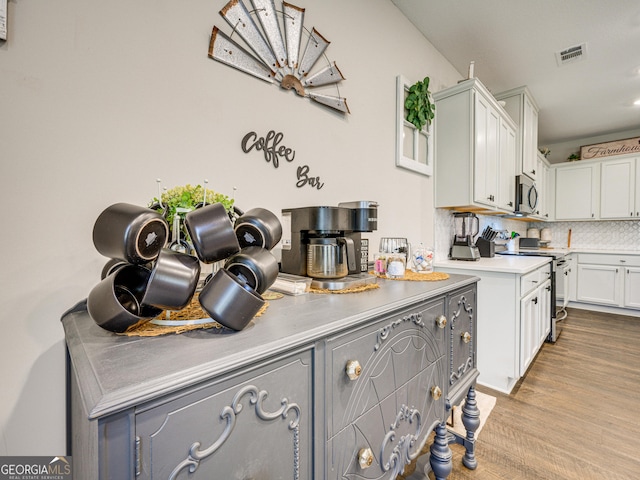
[345, 360, 362, 380]
[358, 448, 374, 469]
[508, 201, 513, 207]
[435, 315, 447, 329]
[461, 331, 472, 343]
[620, 259, 626, 263]
[431, 385, 443, 400]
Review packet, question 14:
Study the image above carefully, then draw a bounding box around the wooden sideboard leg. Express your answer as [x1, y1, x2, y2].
[429, 422, 452, 480]
[460, 385, 480, 469]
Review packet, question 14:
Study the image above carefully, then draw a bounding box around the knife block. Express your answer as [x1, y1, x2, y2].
[476, 237, 495, 258]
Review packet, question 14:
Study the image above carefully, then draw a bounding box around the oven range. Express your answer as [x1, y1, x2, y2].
[497, 248, 568, 342]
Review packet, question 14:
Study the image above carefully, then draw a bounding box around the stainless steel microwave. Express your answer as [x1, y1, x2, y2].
[515, 175, 538, 215]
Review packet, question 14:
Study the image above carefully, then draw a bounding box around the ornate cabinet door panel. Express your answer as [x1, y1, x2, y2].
[326, 298, 446, 439]
[447, 285, 477, 397]
[327, 357, 446, 480]
[134, 350, 312, 480]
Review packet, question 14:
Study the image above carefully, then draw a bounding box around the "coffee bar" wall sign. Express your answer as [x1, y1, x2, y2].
[241, 130, 324, 190]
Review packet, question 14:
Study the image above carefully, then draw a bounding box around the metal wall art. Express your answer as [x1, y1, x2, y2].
[209, 0, 349, 114]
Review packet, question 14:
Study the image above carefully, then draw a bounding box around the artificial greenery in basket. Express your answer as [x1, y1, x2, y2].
[404, 76, 436, 131]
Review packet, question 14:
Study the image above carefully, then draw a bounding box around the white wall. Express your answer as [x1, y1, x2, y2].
[0, 0, 462, 455]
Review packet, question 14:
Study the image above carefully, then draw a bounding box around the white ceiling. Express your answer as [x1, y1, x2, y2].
[391, 0, 640, 145]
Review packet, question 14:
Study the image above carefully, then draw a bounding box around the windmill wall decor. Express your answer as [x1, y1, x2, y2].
[208, 0, 350, 114]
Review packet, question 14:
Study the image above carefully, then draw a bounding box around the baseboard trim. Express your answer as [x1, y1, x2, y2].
[563, 302, 640, 318]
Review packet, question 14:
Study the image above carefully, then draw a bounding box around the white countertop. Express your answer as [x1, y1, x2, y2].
[565, 248, 640, 256]
[435, 255, 551, 274]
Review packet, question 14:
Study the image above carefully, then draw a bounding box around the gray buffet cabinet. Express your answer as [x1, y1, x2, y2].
[63, 274, 480, 480]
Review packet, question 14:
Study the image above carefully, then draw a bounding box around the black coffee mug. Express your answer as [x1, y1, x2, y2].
[93, 203, 169, 264]
[184, 203, 240, 264]
[234, 208, 282, 250]
[87, 264, 162, 333]
[224, 246, 279, 294]
[198, 269, 265, 331]
[141, 249, 201, 310]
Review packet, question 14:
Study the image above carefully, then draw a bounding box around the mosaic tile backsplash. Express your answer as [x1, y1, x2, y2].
[435, 208, 640, 259]
[528, 219, 640, 251]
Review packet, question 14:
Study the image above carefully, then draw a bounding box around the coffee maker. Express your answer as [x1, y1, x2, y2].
[281, 202, 378, 288]
[450, 212, 481, 261]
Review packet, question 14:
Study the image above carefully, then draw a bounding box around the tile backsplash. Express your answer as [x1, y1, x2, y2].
[528, 219, 640, 251]
[435, 208, 640, 258]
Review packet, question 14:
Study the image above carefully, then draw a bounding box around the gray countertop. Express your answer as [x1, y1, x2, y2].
[63, 273, 478, 420]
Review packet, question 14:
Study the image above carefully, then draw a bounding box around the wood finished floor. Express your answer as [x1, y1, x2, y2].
[408, 307, 640, 480]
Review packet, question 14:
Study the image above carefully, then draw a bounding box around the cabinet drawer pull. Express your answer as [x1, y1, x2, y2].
[461, 331, 472, 343]
[435, 315, 447, 329]
[358, 448, 374, 469]
[431, 385, 442, 400]
[345, 360, 362, 380]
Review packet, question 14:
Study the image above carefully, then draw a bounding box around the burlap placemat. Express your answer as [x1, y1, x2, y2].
[369, 270, 450, 282]
[120, 293, 270, 337]
[309, 283, 380, 294]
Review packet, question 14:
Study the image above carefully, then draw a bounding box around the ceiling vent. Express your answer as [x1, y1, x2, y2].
[556, 43, 587, 66]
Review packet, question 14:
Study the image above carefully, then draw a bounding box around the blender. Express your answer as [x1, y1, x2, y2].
[450, 212, 481, 261]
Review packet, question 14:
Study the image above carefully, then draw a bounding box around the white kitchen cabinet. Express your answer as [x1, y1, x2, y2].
[498, 117, 517, 212]
[624, 267, 640, 309]
[539, 278, 552, 343]
[474, 92, 500, 208]
[519, 270, 551, 376]
[576, 253, 640, 310]
[435, 258, 551, 394]
[600, 156, 639, 219]
[637, 158, 640, 216]
[495, 86, 539, 181]
[555, 254, 574, 305]
[519, 288, 537, 375]
[532, 153, 551, 220]
[434, 78, 517, 214]
[577, 264, 622, 306]
[554, 162, 600, 220]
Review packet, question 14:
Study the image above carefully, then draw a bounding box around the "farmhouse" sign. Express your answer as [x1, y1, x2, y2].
[580, 136, 640, 160]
